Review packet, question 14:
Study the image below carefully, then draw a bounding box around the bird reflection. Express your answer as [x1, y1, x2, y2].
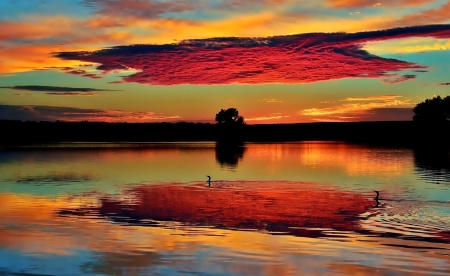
[374, 199, 380, 208]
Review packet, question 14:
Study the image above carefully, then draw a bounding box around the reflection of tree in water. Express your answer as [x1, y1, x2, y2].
[413, 149, 450, 183]
[215, 142, 246, 169]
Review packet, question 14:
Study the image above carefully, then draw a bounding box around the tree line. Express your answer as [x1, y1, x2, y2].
[413, 95, 450, 122]
[215, 95, 450, 125]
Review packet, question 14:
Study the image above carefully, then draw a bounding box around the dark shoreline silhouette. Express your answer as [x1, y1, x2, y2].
[1, 120, 449, 148]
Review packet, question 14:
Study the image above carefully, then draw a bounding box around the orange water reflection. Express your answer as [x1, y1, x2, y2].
[245, 143, 411, 177]
[1, 188, 450, 276]
[0, 142, 414, 186]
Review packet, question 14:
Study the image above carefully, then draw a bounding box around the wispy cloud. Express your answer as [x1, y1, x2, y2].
[0, 85, 118, 96]
[246, 114, 290, 121]
[341, 95, 402, 101]
[46, 92, 99, 96]
[438, 82, 450, 86]
[377, 1, 450, 29]
[65, 69, 103, 79]
[82, 0, 195, 20]
[381, 74, 416, 84]
[260, 99, 283, 103]
[0, 105, 181, 122]
[326, 0, 434, 9]
[54, 24, 450, 85]
[302, 99, 410, 116]
[310, 108, 413, 122]
[312, 118, 350, 122]
[301, 95, 412, 121]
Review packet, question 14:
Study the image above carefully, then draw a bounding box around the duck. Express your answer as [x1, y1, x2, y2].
[206, 175, 212, 187]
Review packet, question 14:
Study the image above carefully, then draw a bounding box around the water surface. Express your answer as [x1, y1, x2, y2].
[1, 142, 449, 275]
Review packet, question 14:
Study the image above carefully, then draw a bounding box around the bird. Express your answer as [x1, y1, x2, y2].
[373, 190, 380, 201]
[373, 190, 381, 207]
[206, 175, 212, 187]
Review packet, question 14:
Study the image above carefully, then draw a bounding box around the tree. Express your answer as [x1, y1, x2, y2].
[413, 95, 450, 122]
[215, 108, 245, 125]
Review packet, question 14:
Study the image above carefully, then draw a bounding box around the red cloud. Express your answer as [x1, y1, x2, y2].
[326, 0, 434, 9]
[55, 24, 450, 85]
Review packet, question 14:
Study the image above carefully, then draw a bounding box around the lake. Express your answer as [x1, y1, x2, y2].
[1, 142, 449, 275]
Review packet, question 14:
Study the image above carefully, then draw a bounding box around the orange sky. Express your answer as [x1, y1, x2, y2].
[0, 0, 450, 123]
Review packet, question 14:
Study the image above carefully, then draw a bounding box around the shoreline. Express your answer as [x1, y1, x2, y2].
[1, 120, 449, 148]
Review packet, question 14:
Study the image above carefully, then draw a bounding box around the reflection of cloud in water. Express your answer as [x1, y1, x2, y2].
[58, 181, 375, 237]
[2, 192, 450, 276]
[58, 181, 450, 245]
[413, 149, 450, 184]
[14, 172, 95, 184]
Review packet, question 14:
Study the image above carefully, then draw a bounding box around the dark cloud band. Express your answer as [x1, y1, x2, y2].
[0, 105, 180, 122]
[0, 85, 118, 93]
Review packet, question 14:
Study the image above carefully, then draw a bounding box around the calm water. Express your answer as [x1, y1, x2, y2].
[1, 142, 450, 276]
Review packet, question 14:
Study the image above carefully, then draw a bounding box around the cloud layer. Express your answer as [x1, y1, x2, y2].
[326, 0, 435, 9]
[55, 24, 450, 85]
[301, 95, 413, 121]
[0, 105, 180, 122]
[0, 85, 118, 96]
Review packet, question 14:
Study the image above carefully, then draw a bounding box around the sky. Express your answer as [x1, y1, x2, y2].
[0, 0, 450, 124]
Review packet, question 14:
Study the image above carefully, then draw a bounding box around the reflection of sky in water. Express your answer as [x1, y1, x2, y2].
[1, 217, 449, 276]
[0, 248, 93, 275]
[0, 142, 449, 201]
[0, 140, 450, 276]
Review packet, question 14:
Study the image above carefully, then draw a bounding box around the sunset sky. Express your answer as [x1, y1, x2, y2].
[0, 0, 449, 123]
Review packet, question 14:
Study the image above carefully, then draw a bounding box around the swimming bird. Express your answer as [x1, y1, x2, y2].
[373, 190, 380, 201]
[206, 175, 211, 187]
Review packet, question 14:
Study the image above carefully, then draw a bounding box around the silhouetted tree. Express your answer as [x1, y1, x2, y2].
[413, 95, 450, 122]
[215, 108, 245, 125]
